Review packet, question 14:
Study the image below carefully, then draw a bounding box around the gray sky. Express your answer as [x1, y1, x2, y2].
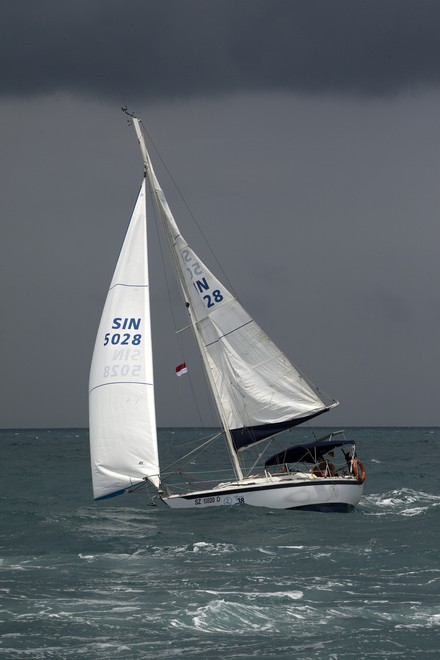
[1, 1, 439, 428]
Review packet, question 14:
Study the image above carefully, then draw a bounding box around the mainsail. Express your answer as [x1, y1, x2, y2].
[89, 181, 160, 500]
[136, 120, 334, 455]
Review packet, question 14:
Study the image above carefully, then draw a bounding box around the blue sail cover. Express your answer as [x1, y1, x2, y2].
[231, 409, 329, 452]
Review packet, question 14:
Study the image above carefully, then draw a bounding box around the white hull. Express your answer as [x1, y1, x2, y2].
[162, 473, 363, 511]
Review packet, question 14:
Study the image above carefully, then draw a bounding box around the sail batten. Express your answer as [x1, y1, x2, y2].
[204, 319, 253, 347]
[109, 283, 150, 290]
[90, 380, 153, 392]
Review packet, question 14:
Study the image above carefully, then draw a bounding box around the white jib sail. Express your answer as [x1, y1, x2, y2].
[89, 180, 160, 499]
[144, 156, 328, 441]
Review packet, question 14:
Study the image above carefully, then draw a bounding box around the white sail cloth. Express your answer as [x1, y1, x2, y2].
[89, 181, 159, 499]
[144, 156, 328, 448]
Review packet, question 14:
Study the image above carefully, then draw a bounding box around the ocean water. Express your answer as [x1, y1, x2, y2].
[1, 427, 439, 659]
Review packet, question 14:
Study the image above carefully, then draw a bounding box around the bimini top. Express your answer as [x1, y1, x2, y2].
[265, 438, 349, 466]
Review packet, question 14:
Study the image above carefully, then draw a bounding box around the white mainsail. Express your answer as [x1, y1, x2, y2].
[136, 121, 333, 454]
[89, 180, 159, 500]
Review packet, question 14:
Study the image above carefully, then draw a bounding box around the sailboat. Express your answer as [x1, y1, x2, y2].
[89, 113, 366, 512]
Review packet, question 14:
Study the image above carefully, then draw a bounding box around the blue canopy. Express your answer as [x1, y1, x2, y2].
[265, 439, 349, 466]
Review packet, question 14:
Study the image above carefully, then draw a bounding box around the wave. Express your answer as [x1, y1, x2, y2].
[191, 541, 237, 554]
[202, 589, 304, 601]
[171, 598, 318, 634]
[361, 488, 440, 517]
[170, 596, 440, 646]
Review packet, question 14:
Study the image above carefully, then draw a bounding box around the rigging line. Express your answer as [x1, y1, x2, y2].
[147, 175, 206, 427]
[315, 385, 339, 406]
[162, 467, 232, 477]
[173, 470, 216, 488]
[148, 176, 180, 334]
[148, 183, 214, 429]
[306, 421, 319, 442]
[167, 429, 223, 450]
[246, 437, 277, 474]
[161, 431, 223, 473]
[149, 187, 223, 433]
[241, 435, 275, 476]
[175, 324, 192, 334]
[139, 119, 239, 299]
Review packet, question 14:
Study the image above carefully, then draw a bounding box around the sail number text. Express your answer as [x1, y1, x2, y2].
[101, 317, 143, 381]
[103, 317, 142, 346]
[181, 249, 224, 310]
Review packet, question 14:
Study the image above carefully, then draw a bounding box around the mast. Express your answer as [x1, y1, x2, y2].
[129, 115, 244, 481]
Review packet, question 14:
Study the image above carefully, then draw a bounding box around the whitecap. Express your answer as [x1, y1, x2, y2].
[191, 599, 276, 633]
[202, 589, 303, 601]
[363, 488, 440, 516]
[193, 541, 209, 550]
[400, 506, 430, 516]
[257, 547, 276, 555]
[171, 598, 324, 635]
[254, 590, 304, 601]
[395, 611, 440, 630]
[191, 541, 236, 554]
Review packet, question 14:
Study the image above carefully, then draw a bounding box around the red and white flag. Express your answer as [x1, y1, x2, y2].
[175, 362, 188, 377]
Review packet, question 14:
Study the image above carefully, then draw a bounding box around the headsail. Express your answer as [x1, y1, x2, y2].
[89, 181, 160, 500]
[137, 122, 335, 453]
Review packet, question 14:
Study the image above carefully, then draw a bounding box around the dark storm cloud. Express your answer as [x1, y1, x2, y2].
[1, 0, 440, 101]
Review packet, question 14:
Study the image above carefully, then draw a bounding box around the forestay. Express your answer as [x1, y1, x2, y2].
[89, 181, 160, 499]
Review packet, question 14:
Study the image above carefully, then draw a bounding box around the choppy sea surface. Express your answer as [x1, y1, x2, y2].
[1, 427, 439, 658]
